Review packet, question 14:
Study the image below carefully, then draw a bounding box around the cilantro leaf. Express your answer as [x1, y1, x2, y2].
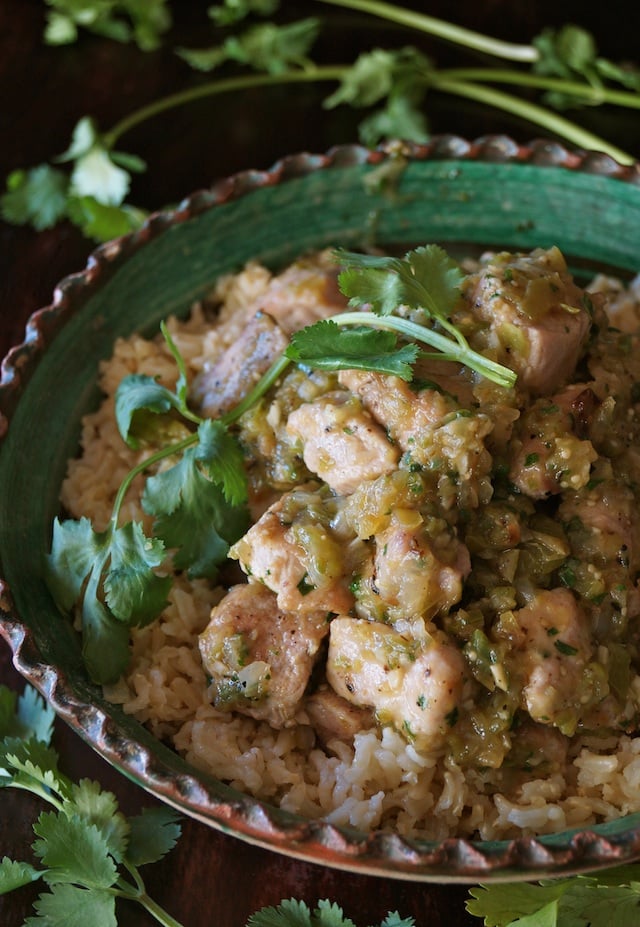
[15, 686, 56, 745]
[315, 899, 356, 927]
[43, 0, 172, 51]
[0, 737, 73, 806]
[125, 806, 182, 867]
[246, 898, 314, 926]
[324, 45, 431, 146]
[208, 0, 279, 26]
[0, 686, 54, 744]
[286, 320, 419, 380]
[380, 915, 415, 927]
[115, 374, 183, 447]
[25, 881, 117, 927]
[142, 445, 250, 579]
[177, 18, 319, 74]
[0, 165, 69, 230]
[68, 779, 129, 862]
[0, 857, 43, 895]
[324, 48, 400, 109]
[46, 514, 171, 682]
[45, 516, 106, 613]
[32, 810, 119, 889]
[66, 195, 146, 242]
[358, 93, 429, 147]
[80, 575, 139, 683]
[103, 521, 171, 624]
[336, 245, 463, 322]
[196, 418, 249, 507]
[466, 880, 570, 926]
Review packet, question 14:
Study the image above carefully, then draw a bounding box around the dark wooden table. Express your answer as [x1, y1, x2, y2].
[2, 2, 640, 924]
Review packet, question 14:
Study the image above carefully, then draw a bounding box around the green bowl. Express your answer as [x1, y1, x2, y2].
[3, 136, 640, 882]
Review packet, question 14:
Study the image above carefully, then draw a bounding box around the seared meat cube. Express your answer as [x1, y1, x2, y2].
[304, 685, 375, 747]
[199, 582, 329, 728]
[191, 311, 289, 419]
[255, 251, 348, 333]
[326, 617, 466, 746]
[286, 391, 399, 495]
[339, 369, 493, 507]
[463, 247, 591, 395]
[508, 386, 598, 500]
[509, 588, 596, 733]
[358, 512, 470, 623]
[229, 486, 356, 616]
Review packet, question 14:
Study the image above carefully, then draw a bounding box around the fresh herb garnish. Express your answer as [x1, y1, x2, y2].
[467, 868, 640, 926]
[0, 683, 183, 927]
[3, 4, 640, 239]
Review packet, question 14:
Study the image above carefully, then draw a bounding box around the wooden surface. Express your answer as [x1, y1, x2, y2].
[2, 2, 640, 924]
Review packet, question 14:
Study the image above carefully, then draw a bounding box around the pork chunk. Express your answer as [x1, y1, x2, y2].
[199, 582, 329, 727]
[511, 588, 596, 733]
[339, 369, 493, 505]
[326, 617, 466, 746]
[369, 512, 470, 622]
[464, 247, 591, 395]
[286, 391, 399, 495]
[229, 487, 355, 616]
[304, 685, 375, 747]
[254, 251, 348, 333]
[191, 311, 288, 418]
[508, 386, 598, 499]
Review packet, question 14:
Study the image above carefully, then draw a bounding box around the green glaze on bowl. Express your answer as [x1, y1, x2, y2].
[3, 136, 640, 882]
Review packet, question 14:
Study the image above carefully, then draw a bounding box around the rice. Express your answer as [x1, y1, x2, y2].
[61, 255, 640, 842]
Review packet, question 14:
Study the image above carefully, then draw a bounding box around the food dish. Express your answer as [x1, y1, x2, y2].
[3, 137, 640, 880]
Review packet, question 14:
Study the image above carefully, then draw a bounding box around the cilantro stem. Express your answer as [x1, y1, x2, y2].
[429, 74, 635, 163]
[220, 353, 292, 426]
[109, 433, 198, 528]
[442, 67, 640, 109]
[104, 67, 347, 146]
[332, 311, 517, 388]
[137, 892, 185, 927]
[314, 0, 539, 63]
[116, 872, 184, 927]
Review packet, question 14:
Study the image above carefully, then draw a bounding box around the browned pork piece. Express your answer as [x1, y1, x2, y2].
[285, 391, 400, 495]
[508, 588, 596, 733]
[463, 246, 592, 395]
[191, 311, 289, 419]
[198, 582, 330, 727]
[304, 685, 375, 747]
[250, 250, 348, 334]
[229, 485, 358, 616]
[508, 384, 598, 500]
[326, 617, 466, 746]
[353, 511, 471, 624]
[338, 369, 494, 508]
[192, 250, 348, 419]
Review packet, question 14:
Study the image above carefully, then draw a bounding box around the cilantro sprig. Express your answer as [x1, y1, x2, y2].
[0, 683, 183, 926]
[44, 247, 514, 685]
[4, 3, 640, 237]
[45, 324, 251, 684]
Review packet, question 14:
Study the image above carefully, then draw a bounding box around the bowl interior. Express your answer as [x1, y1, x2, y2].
[3, 144, 640, 880]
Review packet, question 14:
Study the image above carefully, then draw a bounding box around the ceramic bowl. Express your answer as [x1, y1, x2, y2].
[3, 136, 640, 882]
